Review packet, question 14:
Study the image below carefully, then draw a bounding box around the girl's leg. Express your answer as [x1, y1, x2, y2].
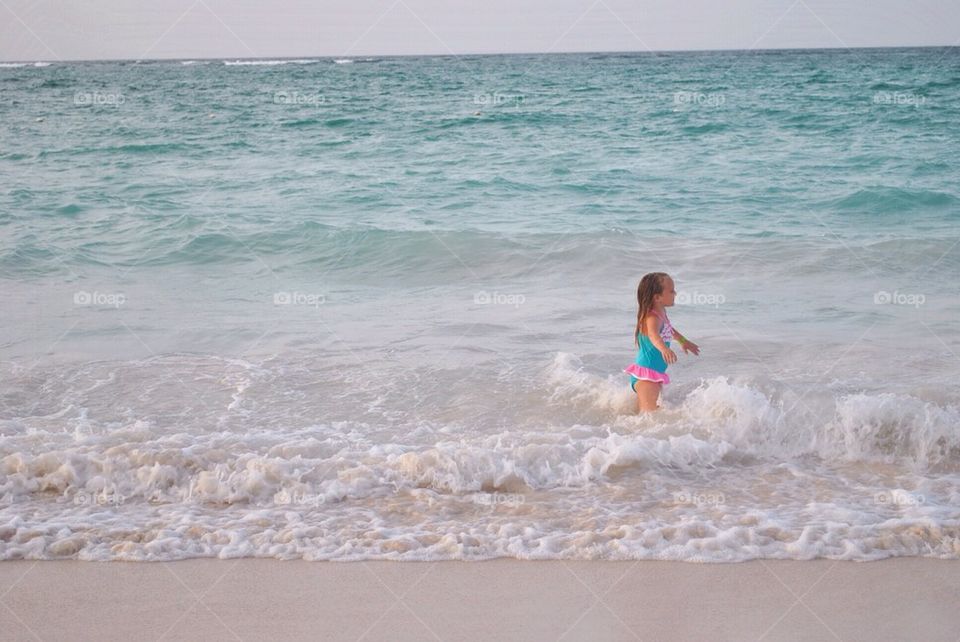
[635, 380, 661, 412]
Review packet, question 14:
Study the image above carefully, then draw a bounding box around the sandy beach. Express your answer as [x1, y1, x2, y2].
[1, 558, 957, 641]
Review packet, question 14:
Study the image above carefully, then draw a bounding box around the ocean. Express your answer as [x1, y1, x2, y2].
[1, 48, 959, 561]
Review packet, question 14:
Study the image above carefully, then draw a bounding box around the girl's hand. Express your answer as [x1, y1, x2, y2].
[682, 341, 700, 356]
[661, 348, 677, 364]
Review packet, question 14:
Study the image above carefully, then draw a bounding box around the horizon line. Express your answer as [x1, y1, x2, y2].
[2, 43, 958, 64]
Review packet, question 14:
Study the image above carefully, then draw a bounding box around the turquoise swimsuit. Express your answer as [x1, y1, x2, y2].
[624, 310, 674, 391]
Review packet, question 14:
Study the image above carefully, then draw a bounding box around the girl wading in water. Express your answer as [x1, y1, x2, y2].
[625, 272, 700, 412]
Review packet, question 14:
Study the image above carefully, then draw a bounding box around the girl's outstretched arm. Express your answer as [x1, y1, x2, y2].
[672, 329, 701, 356]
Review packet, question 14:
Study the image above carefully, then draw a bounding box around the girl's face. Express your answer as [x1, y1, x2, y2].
[657, 277, 677, 307]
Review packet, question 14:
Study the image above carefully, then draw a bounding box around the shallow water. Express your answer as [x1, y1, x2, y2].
[1, 49, 959, 560]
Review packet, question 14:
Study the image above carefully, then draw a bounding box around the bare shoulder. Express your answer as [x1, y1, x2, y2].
[642, 313, 659, 333]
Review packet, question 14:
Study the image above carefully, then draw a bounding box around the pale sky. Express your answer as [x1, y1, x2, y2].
[1, 0, 957, 62]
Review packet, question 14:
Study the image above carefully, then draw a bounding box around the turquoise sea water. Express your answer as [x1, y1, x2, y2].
[1, 49, 959, 560]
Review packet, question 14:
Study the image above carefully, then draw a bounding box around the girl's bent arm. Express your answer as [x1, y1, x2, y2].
[645, 315, 677, 363]
[644, 315, 670, 353]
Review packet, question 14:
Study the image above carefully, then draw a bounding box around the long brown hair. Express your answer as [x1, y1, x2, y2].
[634, 272, 669, 346]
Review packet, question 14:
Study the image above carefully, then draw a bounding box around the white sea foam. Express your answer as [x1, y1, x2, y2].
[222, 59, 320, 66]
[0, 62, 51, 68]
[1, 353, 958, 561]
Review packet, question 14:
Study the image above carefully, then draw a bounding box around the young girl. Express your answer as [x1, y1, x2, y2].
[625, 272, 700, 412]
